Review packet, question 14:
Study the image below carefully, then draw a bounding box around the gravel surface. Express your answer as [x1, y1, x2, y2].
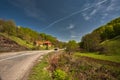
[0, 50, 53, 80]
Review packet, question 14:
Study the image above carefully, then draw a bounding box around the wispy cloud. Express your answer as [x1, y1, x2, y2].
[82, 13, 90, 20]
[82, 0, 120, 22]
[82, 0, 109, 21]
[40, 0, 109, 31]
[96, 0, 108, 5]
[106, 0, 120, 12]
[100, 0, 120, 23]
[90, 9, 97, 16]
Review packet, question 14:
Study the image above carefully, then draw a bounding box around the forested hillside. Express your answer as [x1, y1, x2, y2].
[0, 19, 65, 50]
[80, 17, 120, 55]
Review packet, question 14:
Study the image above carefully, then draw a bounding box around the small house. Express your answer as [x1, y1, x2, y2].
[35, 40, 52, 48]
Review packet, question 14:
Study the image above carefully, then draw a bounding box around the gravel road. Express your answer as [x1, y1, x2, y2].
[0, 50, 53, 80]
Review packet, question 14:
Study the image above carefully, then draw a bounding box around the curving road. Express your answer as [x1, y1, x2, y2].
[0, 50, 53, 80]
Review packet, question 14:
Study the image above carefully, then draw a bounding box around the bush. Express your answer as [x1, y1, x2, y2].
[53, 69, 68, 80]
[48, 54, 59, 72]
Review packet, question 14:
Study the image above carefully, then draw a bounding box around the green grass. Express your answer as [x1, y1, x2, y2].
[10, 36, 34, 49]
[28, 53, 52, 80]
[74, 52, 120, 63]
[101, 35, 120, 55]
[0, 33, 34, 49]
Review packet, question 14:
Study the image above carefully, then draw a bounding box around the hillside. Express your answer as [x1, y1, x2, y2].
[80, 17, 120, 55]
[0, 34, 27, 52]
[0, 19, 65, 51]
[101, 35, 120, 55]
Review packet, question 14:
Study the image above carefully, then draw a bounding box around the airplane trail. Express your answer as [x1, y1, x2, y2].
[40, 0, 108, 31]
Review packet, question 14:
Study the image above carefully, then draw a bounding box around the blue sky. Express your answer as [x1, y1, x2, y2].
[0, 0, 120, 42]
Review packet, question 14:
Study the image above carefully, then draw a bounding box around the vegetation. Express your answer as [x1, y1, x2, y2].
[0, 19, 65, 50]
[80, 33, 101, 52]
[28, 53, 52, 80]
[74, 53, 120, 63]
[100, 35, 120, 55]
[47, 52, 120, 80]
[28, 17, 120, 80]
[65, 40, 78, 54]
[0, 33, 34, 49]
[53, 69, 68, 80]
[80, 17, 120, 55]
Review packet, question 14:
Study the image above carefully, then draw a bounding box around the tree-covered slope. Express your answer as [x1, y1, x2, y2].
[0, 19, 65, 50]
[80, 17, 120, 55]
[93, 17, 120, 41]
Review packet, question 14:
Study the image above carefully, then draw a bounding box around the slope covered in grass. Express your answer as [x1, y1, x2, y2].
[0, 33, 34, 49]
[101, 35, 120, 55]
[0, 33, 27, 52]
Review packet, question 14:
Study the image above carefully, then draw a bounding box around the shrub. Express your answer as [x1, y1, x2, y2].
[48, 54, 59, 72]
[53, 69, 68, 80]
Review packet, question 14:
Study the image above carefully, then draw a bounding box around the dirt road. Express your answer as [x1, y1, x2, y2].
[0, 50, 53, 80]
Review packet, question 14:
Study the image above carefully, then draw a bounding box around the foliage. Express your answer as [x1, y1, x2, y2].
[93, 17, 120, 41]
[48, 54, 59, 72]
[80, 17, 120, 54]
[81, 32, 101, 52]
[65, 40, 78, 54]
[53, 69, 68, 80]
[0, 19, 65, 49]
[49, 53, 120, 80]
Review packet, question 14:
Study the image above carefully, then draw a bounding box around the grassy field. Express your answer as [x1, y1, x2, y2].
[74, 52, 120, 63]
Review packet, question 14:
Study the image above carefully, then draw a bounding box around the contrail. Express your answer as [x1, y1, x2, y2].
[40, 0, 108, 31]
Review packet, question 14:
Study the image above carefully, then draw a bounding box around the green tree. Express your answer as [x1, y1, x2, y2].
[81, 33, 101, 52]
[65, 40, 78, 54]
[113, 23, 120, 36]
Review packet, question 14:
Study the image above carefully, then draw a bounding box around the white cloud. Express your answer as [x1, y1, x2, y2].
[100, 0, 120, 20]
[96, 0, 108, 6]
[85, 16, 90, 20]
[82, 0, 120, 21]
[90, 9, 97, 16]
[70, 34, 80, 39]
[71, 35, 77, 38]
[106, 0, 120, 12]
[67, 24, 75, 29]
[106, 4, 114, 11]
